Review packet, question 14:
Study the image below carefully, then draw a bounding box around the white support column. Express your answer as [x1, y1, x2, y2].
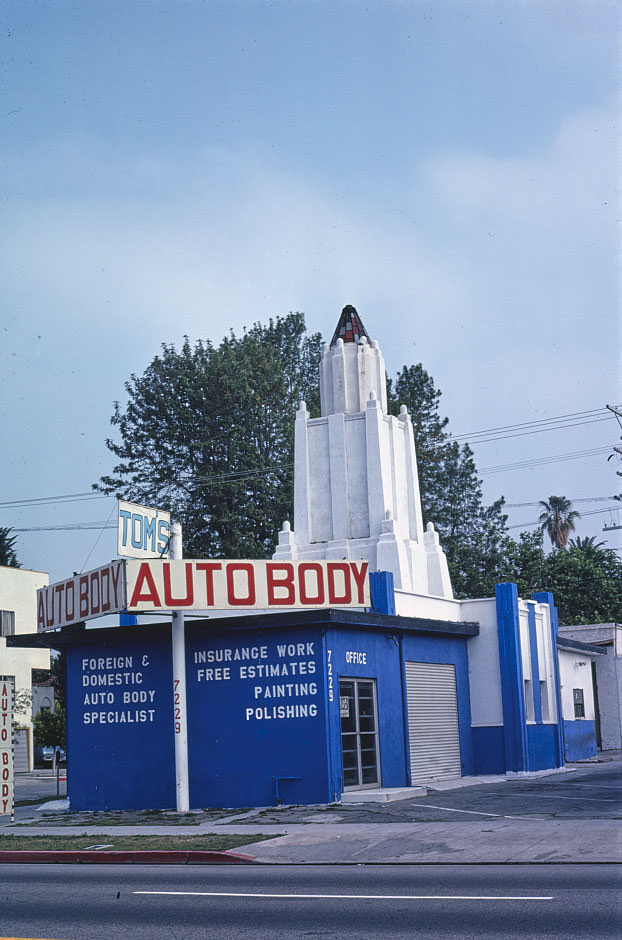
[372, 340, 388, 413]
[328, 412, 348, 540]
[399, 404, 425, 542]
[365, 392, 389, 538]
[330, 340, 348, 414]
[294, 401, 312, 544]
[170, 522, 189, 812]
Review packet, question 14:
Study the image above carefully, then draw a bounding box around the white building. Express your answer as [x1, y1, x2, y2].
[0, 566, 50, 770]
[558, 623, 622, 751]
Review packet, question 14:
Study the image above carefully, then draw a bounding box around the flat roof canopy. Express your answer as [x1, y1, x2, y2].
[9, 607, 479, 651]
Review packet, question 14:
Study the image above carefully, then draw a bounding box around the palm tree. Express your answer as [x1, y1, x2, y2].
[0, 527, 20, 567]
[538, 496, 581, 550]
[568, 535, 606, 557]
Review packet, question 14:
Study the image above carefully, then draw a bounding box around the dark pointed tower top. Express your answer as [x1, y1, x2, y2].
[330, 305, 371, 347]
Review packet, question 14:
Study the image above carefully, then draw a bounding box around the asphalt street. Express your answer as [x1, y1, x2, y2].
[5, 758, 621, 864]
[11, 759, 621, 824]
[252, 763, 622, 823]
[13, 770, 67, 805]
[0, 863, 620, 940]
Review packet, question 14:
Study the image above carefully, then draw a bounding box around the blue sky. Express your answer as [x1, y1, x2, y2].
[1, 0, 620, 584]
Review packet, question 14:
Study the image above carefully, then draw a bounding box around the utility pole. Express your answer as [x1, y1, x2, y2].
[604, 405, 622, 530]
[170, 522, 190, 812]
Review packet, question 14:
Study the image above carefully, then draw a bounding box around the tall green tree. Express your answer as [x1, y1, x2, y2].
[387, 364, 508, 597]
[544, 540, 622, 624]
[95, 313, 322, 558]
[0, 527, 20, 567]
[538, 495, 581, 549]
[496, 528, 622, 625]
[33, 702, 66, 750]
[500, 529, 548, 596]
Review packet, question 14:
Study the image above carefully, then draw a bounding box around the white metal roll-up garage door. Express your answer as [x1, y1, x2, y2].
[14, 728, 29, 773]
[405, 661, 461, 784]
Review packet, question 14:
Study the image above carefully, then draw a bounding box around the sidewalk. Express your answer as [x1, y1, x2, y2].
[5, 819, 618, 864]
[3, 758, 621, 865]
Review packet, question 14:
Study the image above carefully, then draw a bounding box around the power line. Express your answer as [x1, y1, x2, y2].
[1, 405, 616, 508]
[452, 407, 608, 441]
[1, 443, 612, 506]
[11, 524, 117, 533]
[480, 447, 611, 475]
[505, 496, 619, 508]
[453, 415, 612, 446]
[177, 463, 294, 487]
[16, 504, 621, 536]
[507, 507, 619, 530]
[0, 493, 110, 509]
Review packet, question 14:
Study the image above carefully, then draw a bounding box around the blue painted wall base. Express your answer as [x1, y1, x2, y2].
[471, 727, 506, 775]
[563, 720, 598, 762]
[527, 724, 562, 771]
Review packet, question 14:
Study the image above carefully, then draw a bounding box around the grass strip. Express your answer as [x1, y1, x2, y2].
[0, 833, 279, 852]
[14, 808, 254, 826]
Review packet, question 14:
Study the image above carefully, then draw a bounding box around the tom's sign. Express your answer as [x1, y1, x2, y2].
[37, 560, 370, 631]
[117, 500, 170, 559]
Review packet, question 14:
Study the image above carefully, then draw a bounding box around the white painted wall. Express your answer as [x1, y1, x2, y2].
[32, 684, 55, 715]
[0, 566, 50, 769]
[518, 602, 532, 680]
[534, 603, 557, 723]
[558, 648, 596, 722]
[463, 598, 503, 727]
[394, 591, 464, 622]
[558, 624, 622, 749]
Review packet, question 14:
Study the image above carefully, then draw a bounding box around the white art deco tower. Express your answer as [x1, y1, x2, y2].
[274, 306, 453, 598]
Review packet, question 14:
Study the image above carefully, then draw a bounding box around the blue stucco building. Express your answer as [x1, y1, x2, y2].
[9, 307, 603, 810]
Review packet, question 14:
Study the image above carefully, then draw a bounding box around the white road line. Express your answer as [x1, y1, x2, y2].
[405, 802, 532, 820]
[543, 794, 616, 803]
[134, 891, 553, 901]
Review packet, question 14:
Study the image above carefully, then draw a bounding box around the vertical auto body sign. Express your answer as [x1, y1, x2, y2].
[117, 500, 170, 559]
[0, 677, 13, 816]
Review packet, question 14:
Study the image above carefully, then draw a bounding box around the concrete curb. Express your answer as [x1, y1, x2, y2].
[0, 849, 257, 865]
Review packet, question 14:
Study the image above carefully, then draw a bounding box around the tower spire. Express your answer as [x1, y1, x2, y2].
[330, 305, 370, 347]
[275, 305, 453, 600]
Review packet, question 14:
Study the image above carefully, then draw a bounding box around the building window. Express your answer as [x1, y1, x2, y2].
[524, 679, 535, 721]
[573, 688, 585, 719]
[540, 681, 550, 721]
[0, 611, 15, 637]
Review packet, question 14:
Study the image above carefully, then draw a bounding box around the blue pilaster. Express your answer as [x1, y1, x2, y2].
[494, 582, 528, 772]
[370, 570, 396, 616]
[532, 591, 565, 767]
[526, 603, 543, 723]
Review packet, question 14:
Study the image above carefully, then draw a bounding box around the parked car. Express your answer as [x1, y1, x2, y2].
[34, 745, 66, 767]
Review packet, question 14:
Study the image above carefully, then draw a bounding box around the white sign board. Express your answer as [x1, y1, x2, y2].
[0, 677, 13, 817]
[117, 500, 170, 559]
[37, 560, 126, 632]
[125, 559, 370, 612]
[36, 559, 370, 630]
